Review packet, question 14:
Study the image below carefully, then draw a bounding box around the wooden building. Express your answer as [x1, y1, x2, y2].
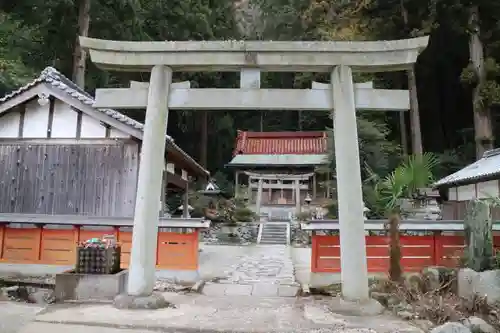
[226, 130, 329, 218]
[0, 67, 208, 217]
[434, 148, 500, 220]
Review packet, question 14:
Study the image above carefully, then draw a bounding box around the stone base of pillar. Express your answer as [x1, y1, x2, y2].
[328, 297, 384, 316]
[113, 292, 174, 310]
[156, 269, 200, 284]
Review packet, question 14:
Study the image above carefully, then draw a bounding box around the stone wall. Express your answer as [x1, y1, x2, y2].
[291, 222, 311, 247]
[201, 222, 312, 246]
[201, 223, 258, 245]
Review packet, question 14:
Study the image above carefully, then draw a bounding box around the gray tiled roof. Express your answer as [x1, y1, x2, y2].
[0, 66, 170, 139]
[434, 148, 500, 187]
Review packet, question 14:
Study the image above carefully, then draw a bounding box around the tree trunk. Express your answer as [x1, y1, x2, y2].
[468, 6, 493, 159]
[200, 111, 208, 168]
[400, 0, 423, 157]
[399, 112, 408, 157]
[298, 110, 303, 131]
[72, 0, 91, 88]
[388, 213, 402, 282]
[408, 68, 423, 156]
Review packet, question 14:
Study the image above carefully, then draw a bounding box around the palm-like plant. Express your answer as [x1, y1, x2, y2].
[364, 152, 440, 217]
[364, 152, 440, 282]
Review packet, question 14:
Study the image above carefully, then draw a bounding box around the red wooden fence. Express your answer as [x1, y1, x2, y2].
[0, 225, 199, 271]
[312, 234, 500, 273]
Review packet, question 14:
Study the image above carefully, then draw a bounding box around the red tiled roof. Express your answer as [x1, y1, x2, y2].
[233, 130, 328, 156]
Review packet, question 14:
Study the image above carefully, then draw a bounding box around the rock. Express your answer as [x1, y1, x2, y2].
[412, 319, 435, 331]
[431, 322, 472, 333]
[405, 273, 424, 293]
[370, 291, 391, 307]
[113, 292, 175, 310]
[430, 322, 471, 333]
[2, 286, 31, 302]
[397, 310, 414, 320]
[422, 266, 455, 291]
[28, 288, 55, 304]
[387, 295, 402, 308]
[462, 316, 496, 333]
[487, 309, 499, 323]
[392, 301, 411, 313]
[458, 268, 500, 306]
[153, 280, 191, 293]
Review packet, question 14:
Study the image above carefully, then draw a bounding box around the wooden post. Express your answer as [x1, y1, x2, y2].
[160, 169, 167, 216]
[295, 180, 301, 214]
[247, 176, 253, 202]
[256, 178, 263, 218]
[268, 181, 272, 203]
[183, 181, 189, 218]
[312, 173, 317, 199]
[326, 172, 331, 198]
[235, 171, 239, 197]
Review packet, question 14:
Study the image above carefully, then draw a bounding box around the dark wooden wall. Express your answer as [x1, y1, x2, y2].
[0, 140, 139, 216]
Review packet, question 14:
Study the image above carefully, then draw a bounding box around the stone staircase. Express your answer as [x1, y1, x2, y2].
[258, 222, 289, 245]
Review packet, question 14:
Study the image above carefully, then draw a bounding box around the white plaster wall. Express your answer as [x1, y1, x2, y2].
[0, 112, 20, 138]
[22, 100, 49, 138]
[448, 187, 458, 201]
[80, 114, 106, 138]
[110, 128, 129, 138]
[166, 163, 175, 173]
[51, 100, 78, 138]
[457, 184, 476, 201]
[477, 180, 499, 199]
[0, 97, 131, 139]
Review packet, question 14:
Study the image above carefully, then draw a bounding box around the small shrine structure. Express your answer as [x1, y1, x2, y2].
[226, 130, 329, 218]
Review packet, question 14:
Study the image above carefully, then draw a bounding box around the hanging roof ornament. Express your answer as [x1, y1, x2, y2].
[205, 180, 220, 192]
[198, 179, 230, 198]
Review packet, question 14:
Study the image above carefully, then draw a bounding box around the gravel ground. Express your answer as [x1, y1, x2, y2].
[0, 301, 45, 333]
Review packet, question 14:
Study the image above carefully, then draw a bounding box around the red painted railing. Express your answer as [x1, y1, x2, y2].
[311, 234, 500, 273]
[0, 225, 199, 270]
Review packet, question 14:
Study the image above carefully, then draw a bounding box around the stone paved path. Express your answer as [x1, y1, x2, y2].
[17, 293, 425, 333]
[216, 245, 296, 285]
[199, 244, 299, 296]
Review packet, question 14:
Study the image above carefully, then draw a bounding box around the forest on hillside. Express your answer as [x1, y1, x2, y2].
[1, 0, 500, 189]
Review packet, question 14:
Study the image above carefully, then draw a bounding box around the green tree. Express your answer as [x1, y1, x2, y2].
[0, 12, 38, 94]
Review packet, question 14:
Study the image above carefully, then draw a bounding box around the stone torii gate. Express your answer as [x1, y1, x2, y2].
[80, 36, 429, 303]
[244, 171, 315, 216]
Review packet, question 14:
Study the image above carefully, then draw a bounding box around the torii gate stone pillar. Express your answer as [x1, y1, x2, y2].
[127, 65, 172, 296]
[80, 36, 429, 305]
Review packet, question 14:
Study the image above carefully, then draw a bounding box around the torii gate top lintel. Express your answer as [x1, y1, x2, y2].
[79, 36, 429, 73]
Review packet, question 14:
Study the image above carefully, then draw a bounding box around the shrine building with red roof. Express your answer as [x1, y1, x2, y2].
[226, 130, 330, 215]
